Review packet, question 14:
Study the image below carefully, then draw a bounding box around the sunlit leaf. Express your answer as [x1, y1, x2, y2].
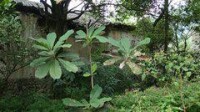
[83, 72, 91, 77]
[88, 26, 95, 38]
[133, 38, 150, 50]
[76, 30, 86, 38]
[95, 36, 108, 43]
[59, 30, 74, 41]
[126, 61, 142, 75]
[35, 64, 50, 79]
[47, 32, 56, 49]
[49, 60, 62, 79]
[60, 44, 72, 48]
[91, 63, 97, 73]
[90, 85, 102, 99]
[93, 26, 105, 36]
[59, 58, 78, 73]
[103, 57, 121, 66]
[33, 44, 48, 51]
[120, 38, 131, 53]
[30, 57, 49, 67]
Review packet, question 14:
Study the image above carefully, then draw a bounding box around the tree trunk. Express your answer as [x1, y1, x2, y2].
[164, 0, 169, 52]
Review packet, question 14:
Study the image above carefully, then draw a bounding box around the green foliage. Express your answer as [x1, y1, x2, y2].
[62, 85, 112, 109]
[104, 37, 150, 75]
[75, 25, 108, 46]
[141, 52, 200, 84]
[75, 25, 108, 88]
[95, 64, 140, 95]
[116, 0, 153, 21]
[0, 0, 31, 82]
[188, 0, 200, 24]
[134, 18, 174, 52]
[110, 81, 200, 112]
[0, 92, 65, 112]
[30, 31, 78, 79]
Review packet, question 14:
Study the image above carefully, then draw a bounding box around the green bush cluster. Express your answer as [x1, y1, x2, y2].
[141, 52, 200, 85]
[0, 92, 65, 112]
[110, 81, 200, 112]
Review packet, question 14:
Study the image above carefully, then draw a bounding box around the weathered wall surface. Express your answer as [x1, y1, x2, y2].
[8, 13, 42, 79]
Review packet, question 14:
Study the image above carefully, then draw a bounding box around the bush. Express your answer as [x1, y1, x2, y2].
[141, 52, 200, 86]
[0, 92, 65, 112]
[110, 81, 200, 112]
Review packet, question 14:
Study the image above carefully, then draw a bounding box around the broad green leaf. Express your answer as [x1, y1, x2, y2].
[98, 97, 112, 107]
[35, 38, 49, 49]
[88, 26, 95, 38]
[33, 44, 48, 51]
[59, 59, 78, 73]
[38, 51, 50, 56]
[107, 37, 120, 47]
[93, 26, 105, 36]
[103, 57, 121, 66]
[62, 98, 85, 107]
[142, 73, 146, 81]
[53, 41, 64, 51]
[35, 38, 48, 45]
[60, 44, 72, 48]
[35, 64, 50, 79]
[47, 32, 56, 49]
[126, 61, 142, 75]
[133, 38, 150, 50]
[186, 72, 192, 77]
[59, 30, 74, 42]
[90, 99, 101, 108]
[49, 60, 62, 79]
[80, 99, 90, 107]
[76, 30, 86, 38]
[30, 57, 49, 67]
[95, 36, 108, 43]
[91, 63, 97, 73]
[83, 72, 91, 77]
[120, 38, 131, 53]
[90, 85, 102, 99]
[90, 97, 111, 108]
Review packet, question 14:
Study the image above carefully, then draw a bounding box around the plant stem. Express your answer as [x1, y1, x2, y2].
[88, 45, 94, 89]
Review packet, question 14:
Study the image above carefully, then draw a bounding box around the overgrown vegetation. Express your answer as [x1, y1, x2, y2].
[0, 0, 200, 112]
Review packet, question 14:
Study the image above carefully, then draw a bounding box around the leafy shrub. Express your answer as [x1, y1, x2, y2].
[75, 25, 108, 88]
[0, 92, 65, 112]
[63, 85, 111, 109]
[95, 64, 140, 95]
[141, 52, 200, 85]
[111, 81, 200, 112]
[104, 37, 150, 75]
[30, 30, 79, 79]
[0, 0, 31, 87]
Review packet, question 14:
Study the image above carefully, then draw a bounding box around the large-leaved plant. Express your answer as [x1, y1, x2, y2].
[62, 85, 111, 109]
[75, 25, 108, 88]
[30, 30, 78, 79]
[104, 37, 150, 75]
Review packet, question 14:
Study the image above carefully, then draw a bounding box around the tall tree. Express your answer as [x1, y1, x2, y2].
[164, 0, 169, 52]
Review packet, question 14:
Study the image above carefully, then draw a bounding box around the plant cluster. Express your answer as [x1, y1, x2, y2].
[111, 81, 200, 112]
[141, 52, 200, 85]
[30, 25, 152, 110]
